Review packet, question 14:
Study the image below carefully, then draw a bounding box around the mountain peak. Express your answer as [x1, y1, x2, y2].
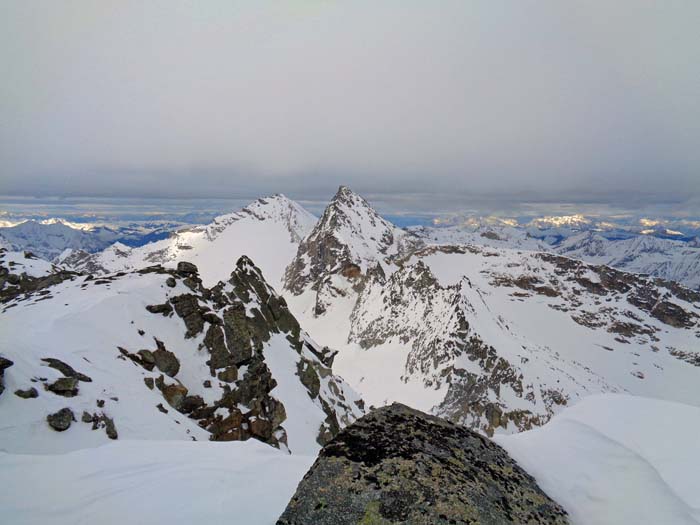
[283, 187, 422, 298]
[329, 185, 371, 211]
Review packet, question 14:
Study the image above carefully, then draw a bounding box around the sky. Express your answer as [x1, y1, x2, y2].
[1, 1, 699, 210]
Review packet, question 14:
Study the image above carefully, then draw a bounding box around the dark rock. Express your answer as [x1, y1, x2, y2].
[222, 303, 254, 366]
[278, 403, 568, 525]
[0, 356, 13, 396]
[144, 377, 155, 390]
[203, 380, 212, 388]
[153, 346, 180, 377]
[137, 350, 156, 371]
[81, 411, 95, 423]
[179, 395, 205, 414]
[165, 276, 177, 288]
[47, 377, 79, 397]
[156, 403, 169, 414]
[176, 261, 199, 276]
[162, 383, 188, 410]
[41, 357, 92, 382]
[203, 324, 233, 371]
[249, 416, 273, 440]
[0, 357, 13, 372]
[146, 302, 173, 316]
[102, 415, 118, 439]
[170, 293, 205, 338]
[0, 268, 78, 304]
[208, 408, 245, 441]
[14, 387, 38, 399]
[96, 399, 105, 408]
[217, 366, 238, 383]
[47, 408, 75, 431]
[297, 358, 320, 399]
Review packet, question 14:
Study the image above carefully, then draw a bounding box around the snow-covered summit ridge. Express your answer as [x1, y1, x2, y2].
[60, 194, 317, 287]
[203, 194, 315, 243]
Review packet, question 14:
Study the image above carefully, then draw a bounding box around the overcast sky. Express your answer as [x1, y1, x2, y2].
[1, 1, 699, 208]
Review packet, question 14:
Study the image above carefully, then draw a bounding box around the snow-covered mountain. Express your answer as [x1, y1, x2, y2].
[555, 231, 700, 290]
[409, 222, 549, 251]
[412, 220, 700, 290]
[60, 194, 317, 289]
[283, 185, 422, 322]
[0, 218, 183, 261]
[0, 249, 363, 455]
[0, 220, 118, 260]
[280, 188, 700, 437]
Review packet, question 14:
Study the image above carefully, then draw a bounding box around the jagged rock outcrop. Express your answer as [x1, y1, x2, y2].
[145, 256, 365, 448]
[1, 251, 364, 453]
[278, 403, 568, 525]
[0, 248, 79, 305]
[283, 186, 422, 313]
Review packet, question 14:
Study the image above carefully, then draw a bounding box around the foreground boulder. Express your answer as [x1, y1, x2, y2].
[278, 403, 568, 525]
[47, 408, 75, 431]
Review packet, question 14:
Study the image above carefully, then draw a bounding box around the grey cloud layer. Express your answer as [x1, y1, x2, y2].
[1, 1, 698, 203]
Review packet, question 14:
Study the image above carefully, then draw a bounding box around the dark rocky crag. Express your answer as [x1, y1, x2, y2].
[0, 248, 80, 305]
[283, 186, 422, 315]
[278, 403, 568, 525]
[139, 257, 363, 449]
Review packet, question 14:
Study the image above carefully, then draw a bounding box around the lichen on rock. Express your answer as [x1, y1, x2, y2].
[278, 403, 568, 525]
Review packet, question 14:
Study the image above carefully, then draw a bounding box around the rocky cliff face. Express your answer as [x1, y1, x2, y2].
[283, 186, 422, 314]
[276, 190, 700, 439]
[0, 254, 363, 454]
[278, 403, 568, 525]
[340, 243, 700, 436]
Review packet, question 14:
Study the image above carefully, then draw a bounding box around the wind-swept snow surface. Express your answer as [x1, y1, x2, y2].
[0, 439, 314, 525]
[1, 394, 697, 525]
[497, 395, 700, 525]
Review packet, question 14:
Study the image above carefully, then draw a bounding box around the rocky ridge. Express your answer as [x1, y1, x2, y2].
[284, 186, 422, 315]
[0, 253, 363, 453]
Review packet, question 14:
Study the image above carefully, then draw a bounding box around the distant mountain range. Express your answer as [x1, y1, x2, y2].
[0, 218, 180, 260]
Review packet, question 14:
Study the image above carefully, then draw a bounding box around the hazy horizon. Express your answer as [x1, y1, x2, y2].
[2, 1, 699, 206]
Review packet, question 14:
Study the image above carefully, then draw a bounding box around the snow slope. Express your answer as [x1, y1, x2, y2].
[61, 195, 317, 288]
[497, 394, 700, 525]
[1, 394, 697, 525]
[0, 255, 362, 455]
[0, 439, 314, 525]
[0, 249, 64, 278]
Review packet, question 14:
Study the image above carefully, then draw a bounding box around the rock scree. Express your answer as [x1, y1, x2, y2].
[277, 403, 568, 525]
